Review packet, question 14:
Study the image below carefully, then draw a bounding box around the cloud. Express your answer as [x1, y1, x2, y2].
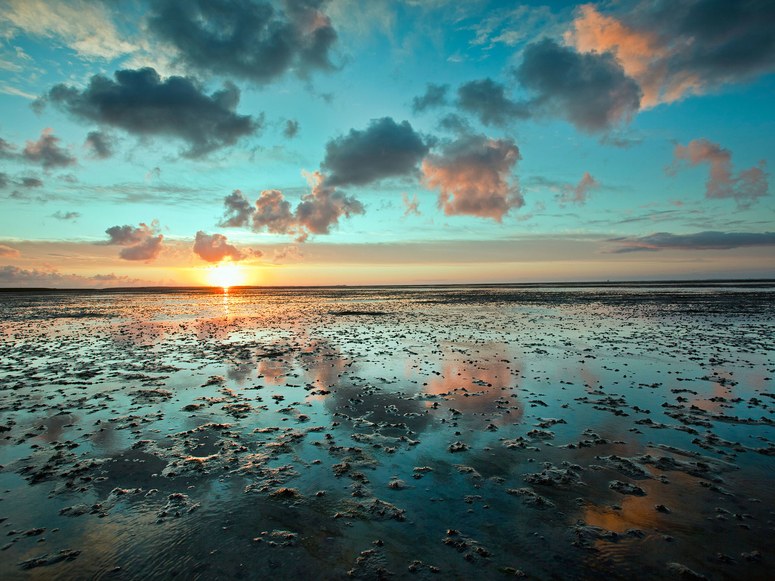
[295, 171, 364, 240]
[117, 238, 164, 261]
[148, 0, 338, 84]
[565, 1, 775, 107]
[422, 134, 523, 221]
[104, 221, 164, 261]
[0, 138, 17, 159]
[515, 38, 641, 133]
[283, 119, 300, 138]
[39, 67, 260, 158]
[412, 83, 449, 113]
[252, 189, 297, 234]
[145, 167, 162, 181]
[0, 172, 7, 188]
[52, 211, 80, 221]
[468, 4, 559, 49]
[22, 129, 77, 169]
[610, 231, 775, 253]
[219, 190, 254, 228]
[271, 245, 303, 263]
[219, 172, 364, 242]
[193, 231, 247, 263]
[402, 193, 420, 217]
[84, 130, 114, 159]
[456, 78, 529, 127]
[0, 0, 136, 59]
[0, 265, 145, 288]
[0, 244, 20, 258]
[558, 172, 599, 205]
[437, 113, 473, 135]
[321, 117, 429, 187]
[670, 139, 768, 208]
[21, 177, 44, 188]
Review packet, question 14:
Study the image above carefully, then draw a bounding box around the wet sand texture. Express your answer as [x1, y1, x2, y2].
[0, 284, 773, 579]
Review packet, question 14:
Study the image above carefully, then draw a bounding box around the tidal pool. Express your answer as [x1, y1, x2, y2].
[0, 284, 773, 579]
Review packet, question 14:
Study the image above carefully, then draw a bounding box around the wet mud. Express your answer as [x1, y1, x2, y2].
[0, 284, 773, 579]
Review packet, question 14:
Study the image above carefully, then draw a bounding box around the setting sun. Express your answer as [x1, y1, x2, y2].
[206, 262, 246, 288]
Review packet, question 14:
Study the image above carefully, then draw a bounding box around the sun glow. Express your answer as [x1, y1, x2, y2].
[206, 262, 246, 289]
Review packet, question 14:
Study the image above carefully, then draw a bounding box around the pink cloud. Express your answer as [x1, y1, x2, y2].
[565, 3, 775, 108]
[193, 231, 249, 263]
[23, 128, 77, 169]
[422, 134, 523, 221]
[558, 172, 599, 205]
[0, 244, 20, 258]
[402, 193, 420, 217]
[670, 139, 768, 208]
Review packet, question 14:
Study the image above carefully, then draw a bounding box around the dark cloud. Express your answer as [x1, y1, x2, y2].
[22, 129, 77, 169]
[515, 38, 641, 133]
[412, 83, 449, 113]
[567, 1, 775, 107]
[321, 117, 429, 187]
[0, 138, 16, 159]
[148, 0, 337, 84]
[219, 190, 254, 228]
[422, 134, 523, 221]
[21, 177, 44, 188]
[52, 211, 81, 221]
[610, 231, 775, 253]
[437, 113, 473, 135]
[59, 173, 78, 184]
[0, 173, 7, 188]
[40, 67, 259, 158]
[85, 130, 114, 159]
[104, 221, 164, 261]
[283, 119, 300, 138]
[105, 224, 151, 246]
[457, 78, 529, 127]
[118, 237, 164, 261]
[193, 231, 246, 263]
[669, 139, 768, 208]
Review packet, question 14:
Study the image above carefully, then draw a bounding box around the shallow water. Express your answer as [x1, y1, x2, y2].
[1, 284, 774, 579]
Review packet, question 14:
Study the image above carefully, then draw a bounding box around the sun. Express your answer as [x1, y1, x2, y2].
[206, 262, 246, 289]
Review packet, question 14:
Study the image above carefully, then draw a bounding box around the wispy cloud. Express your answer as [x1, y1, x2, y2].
[0, 265, 146, 288]
[609, 231, 775, 253]
[1, 0, 136, 59]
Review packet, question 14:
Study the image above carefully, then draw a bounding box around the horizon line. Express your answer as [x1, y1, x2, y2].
[1, 277, 774, 293]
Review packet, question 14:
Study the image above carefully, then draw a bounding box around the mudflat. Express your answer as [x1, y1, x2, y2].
[0, 284, 773, 579]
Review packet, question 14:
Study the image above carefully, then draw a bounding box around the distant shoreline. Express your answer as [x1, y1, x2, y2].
[1, 278, 774, 293]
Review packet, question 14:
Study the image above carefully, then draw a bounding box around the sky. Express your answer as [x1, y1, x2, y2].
[0, 0, 774, 288]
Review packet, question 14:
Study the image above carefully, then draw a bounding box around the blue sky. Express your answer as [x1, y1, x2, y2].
[0, 0, 773, 287]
